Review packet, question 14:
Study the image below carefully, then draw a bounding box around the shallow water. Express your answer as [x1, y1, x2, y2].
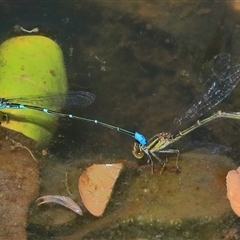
[1, 1, 240, 239]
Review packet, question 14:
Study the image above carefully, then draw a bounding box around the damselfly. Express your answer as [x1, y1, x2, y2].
[1, 53, 240, 167]
[132, 53, 240, 167]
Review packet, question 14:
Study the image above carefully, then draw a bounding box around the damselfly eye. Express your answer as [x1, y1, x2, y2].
[132, 142, 144, 159]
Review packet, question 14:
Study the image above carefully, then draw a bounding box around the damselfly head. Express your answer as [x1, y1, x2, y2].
[132, 142, 144, 159]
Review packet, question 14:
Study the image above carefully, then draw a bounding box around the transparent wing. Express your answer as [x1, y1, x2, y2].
[4, 91, 96, 108]
[174, 53, 240, 125]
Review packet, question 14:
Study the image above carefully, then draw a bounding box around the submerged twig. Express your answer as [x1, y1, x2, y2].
[65, 171, 73, 197]
[14, 25, 39, 33]
[10, 139, 38, 162]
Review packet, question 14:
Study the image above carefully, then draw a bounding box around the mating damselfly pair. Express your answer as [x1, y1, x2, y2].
[1, 53, 240, 166]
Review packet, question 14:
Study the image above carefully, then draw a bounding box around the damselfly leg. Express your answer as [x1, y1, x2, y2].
[132, 139, 181, 174]
[0, 112, 9, 123]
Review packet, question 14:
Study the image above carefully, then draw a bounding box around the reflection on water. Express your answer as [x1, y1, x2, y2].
[1, 1, 240, 239]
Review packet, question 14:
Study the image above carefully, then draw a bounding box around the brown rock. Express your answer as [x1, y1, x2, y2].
[0, 138, 39, 240]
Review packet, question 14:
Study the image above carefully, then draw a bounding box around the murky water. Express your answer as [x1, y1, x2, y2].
[1, 1, 240, 239]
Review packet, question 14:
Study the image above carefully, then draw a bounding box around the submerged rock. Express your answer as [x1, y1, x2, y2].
[125, 151, 234, 222]
[0, 138, 39, 240]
